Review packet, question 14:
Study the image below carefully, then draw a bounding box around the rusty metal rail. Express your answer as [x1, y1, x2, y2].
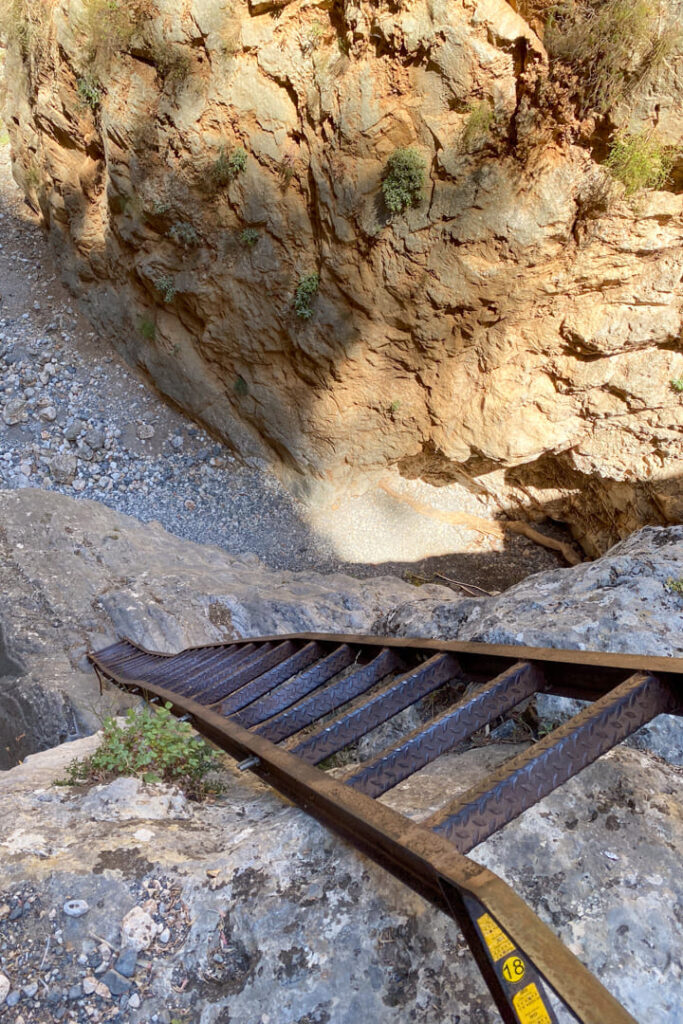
[89, 633, 683, 1024]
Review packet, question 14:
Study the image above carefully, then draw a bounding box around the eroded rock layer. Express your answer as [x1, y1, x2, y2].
[4, 0, 683, 552]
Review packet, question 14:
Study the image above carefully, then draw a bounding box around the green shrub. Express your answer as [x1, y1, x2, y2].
[153, 40, 191, 84]
[77, 75, 102, 110]
[234, 375, 249, 396]
[670, 378, 683, 394]
[546, 0, 681, 115]
[139, 316, 156, 339]
[56, 703, 222, 800]
[155, 274, 176, 302]
[210, 146, 247, 187]
[606, 130, 673, 194]
[382, 148, 426, 214]
[389, 399, 401, 414]
[169, 221, 199, 246]
[665, 577, 683, 595]
[240, 228, 259, 246]
[294, 273, 319, 319]
[462, 101, 494, 149]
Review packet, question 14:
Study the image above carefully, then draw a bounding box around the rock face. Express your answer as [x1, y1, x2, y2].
[1, 488, 681, 768]
[0, 724, 680, 1022]
[4, 0, 683, 554]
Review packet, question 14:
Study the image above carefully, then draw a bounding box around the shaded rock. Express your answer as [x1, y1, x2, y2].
[2, 397, 27, 425]
[49, 453, 77, 485]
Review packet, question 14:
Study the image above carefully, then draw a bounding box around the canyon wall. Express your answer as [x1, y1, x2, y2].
[3, 0, 683, 553]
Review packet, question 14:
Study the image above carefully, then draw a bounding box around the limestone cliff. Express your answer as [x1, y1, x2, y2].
[3, 0, 683, 553]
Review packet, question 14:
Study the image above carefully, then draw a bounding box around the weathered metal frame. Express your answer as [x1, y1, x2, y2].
[90, 633, 683, 1024]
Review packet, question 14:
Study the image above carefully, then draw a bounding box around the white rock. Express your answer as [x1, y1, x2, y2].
[137, 423, 155, 440]
[79, 777, 190, 822]
[121, 906, 158, 951]
[0, 973, 9, 1003]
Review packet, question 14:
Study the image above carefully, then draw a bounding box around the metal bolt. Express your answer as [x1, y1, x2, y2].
[237, 756, 261, 772]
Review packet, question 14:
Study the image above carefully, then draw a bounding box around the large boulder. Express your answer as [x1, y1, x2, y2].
[0, 723, 680, 1022]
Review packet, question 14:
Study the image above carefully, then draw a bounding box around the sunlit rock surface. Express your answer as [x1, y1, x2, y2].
[4, 0, 682, 554]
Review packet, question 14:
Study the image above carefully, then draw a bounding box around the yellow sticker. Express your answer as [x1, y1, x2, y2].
[512, 983, 552, 1024]
[476, 913, 515, 961]
[502, 955, 526, 984]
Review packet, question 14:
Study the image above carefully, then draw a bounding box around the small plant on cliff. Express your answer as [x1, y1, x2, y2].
[77, 75, 102, 111]
[606, 130, 673, 194]
[665, 578, 683, 596]
[294, 273, 320, 319]
[240, 228, 259, 246]
[670, 378, 683, 394]
[56, 704, 223, 800]
[545, 0, 681, 116]
[389, 399, 402, 415]
[169, 221, 200, 247]
[462, 101, 494, 150]
[79, 0, 156, 72]
[210, 146, 247, 188]
[153, 40, 192, 84]
[234, 375, 249, 396]
[382, 148, 426, 214]
[155, 275, 176, 302]
[139, 316, 156, 340]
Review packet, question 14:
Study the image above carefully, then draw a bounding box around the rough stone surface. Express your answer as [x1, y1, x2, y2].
[4, 0, 682, 555]
[0, 488, 680, 770]
[0, 732, 680, 1023]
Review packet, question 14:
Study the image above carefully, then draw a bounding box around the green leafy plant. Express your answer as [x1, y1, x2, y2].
[240, 228, 259, 246]
[670, 378, 683, 394]
[169, 221, 199, 246]
[389, 399, 401, 414]
[139, 316, 156, 340]
[155, 274, 176, 302]
[234, 375, 249, 396]
[210, 145, 247, 187]
[462, 100, 494, 149]
[294, 273, 319, 319]
[665, 578, 683, 595]
[382, 148, 426, 214]
[606, 130, 673, 194]
[77, 75, 102, 110]
[545, 0, 681, 116]
[56, 703, 223, 800]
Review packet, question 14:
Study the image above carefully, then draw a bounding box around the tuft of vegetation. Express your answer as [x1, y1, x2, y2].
[77, 75, 102, 111]
[389, 399, 401, 414]
[210, 145, 247, 188]
[155, 274, 176, 302]
[0, 0, 49, 62]
[545, 0, 682, 116]
[294, 273, 319, 319]
[139, 316, 156, 340]
[665, 577, 683, 596]
[56, 703, 223, 801]
[78, 0, 156, 73]
[670, 378, 683, 394]
[240, 228, 259, 246]
[279, 155, 295, 189]
[302, 20, 324, 53]
[169, 221, 199, 247]
[462, 101, 494, 150]
[234, 375, 249, 396]
[606, 130, 673, 194]
[153, 40, 191, 84]
[382, 148, 426, 214]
